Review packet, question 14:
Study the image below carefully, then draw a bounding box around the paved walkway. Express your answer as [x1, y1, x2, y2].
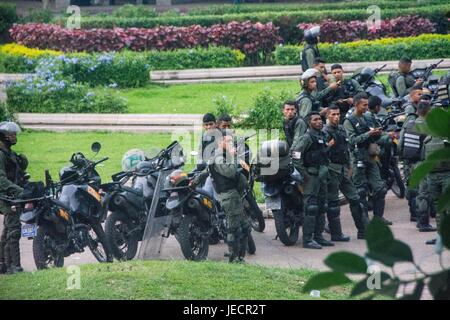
[1, 192, 447, 299]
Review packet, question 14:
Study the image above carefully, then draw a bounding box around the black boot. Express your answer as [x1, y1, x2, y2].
[329, 218, 350, 242]
[303, 215, 322, 249]
[407, 190, 418, 222]
[350, 201, 368, 239]
[314, 212, 334, 246]
[327, 206, 350, 242]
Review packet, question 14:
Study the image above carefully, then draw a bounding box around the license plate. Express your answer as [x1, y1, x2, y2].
[21, 223, 37, 238]
[265, 197, 281, 210]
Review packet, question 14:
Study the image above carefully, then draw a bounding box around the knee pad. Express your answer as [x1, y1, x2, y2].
[327, 206, 340, 219]
[7, 229, 21, 242]
[306, 204, 319, 216]
[373, 187, 387, 200]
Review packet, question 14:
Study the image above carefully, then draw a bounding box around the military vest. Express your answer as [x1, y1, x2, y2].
[0, 148, 22, 185]
[324, 125, 350, 165]
[389, 71, 415, 97]
[301, 44, 320, 72]
[296, 91, 320, 115]
[401, 116, 426, 162]
[283, 117, 297, 148]
[303, 132, 329, 167]
[208, 160, 237, 194]
[345, 114, 376, 150]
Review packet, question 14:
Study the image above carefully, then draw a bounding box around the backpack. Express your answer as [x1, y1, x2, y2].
[388, 71, 400, 97]
[401, 116, 426, 162]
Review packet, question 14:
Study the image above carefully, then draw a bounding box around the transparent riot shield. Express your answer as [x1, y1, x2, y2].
[138, 170, 172, 260]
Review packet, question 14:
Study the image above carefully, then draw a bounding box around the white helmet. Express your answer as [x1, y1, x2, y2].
[0, 121, 21, 134]
[121, 149, 146, 172]
[301, 68, 319, 81]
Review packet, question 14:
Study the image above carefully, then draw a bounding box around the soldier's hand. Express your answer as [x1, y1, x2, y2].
[329, 82, 339, 90]
[347, 97, 353, 105]
[416, 78, 424, 84]
[368, 128, 382, 137]
[327, 138, 336, 147]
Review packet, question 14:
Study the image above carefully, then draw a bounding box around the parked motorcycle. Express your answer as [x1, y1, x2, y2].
[254, 140, 304, 246]
[10, 143, 113, 269]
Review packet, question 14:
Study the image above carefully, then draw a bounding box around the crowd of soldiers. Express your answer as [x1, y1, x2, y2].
[0, 28, 449, 271]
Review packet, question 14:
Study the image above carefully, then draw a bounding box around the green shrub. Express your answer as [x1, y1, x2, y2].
[0, 101, 15, 122]
[112, 4, 157, 18]
[57, 4, 449, 31]
[274, 34, 450, 65]
[186, 0, 447, 16]
[240, 88, 294, 130]
[211, 95, 239, 119]
[0, 52, 35, 73]
[145, 47, 245, 71]
[0, 3, 17, 41]
[6, 75, 128, 114]
[19, 8, 53, 24]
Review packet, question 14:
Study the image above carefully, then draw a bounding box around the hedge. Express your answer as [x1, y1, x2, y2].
[0, 3, 17, 42]
[274, 34, 450, 65]
[186, 0, 447, 16]
[52, 4, 449, 31]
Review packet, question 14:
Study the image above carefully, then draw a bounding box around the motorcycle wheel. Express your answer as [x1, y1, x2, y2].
[247, 233, 256, 255]
[87, 222, 113, 263]
[105, 212, 139, 261]
[272, 207, 299, 246]
[176, 215, 209, 261]
[390, 165, 405, 199]
[32, 227, 64, 270]
[245, 194, 265, 232]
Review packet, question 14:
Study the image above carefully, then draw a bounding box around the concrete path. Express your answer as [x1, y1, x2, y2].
[1, 192, 447, 299]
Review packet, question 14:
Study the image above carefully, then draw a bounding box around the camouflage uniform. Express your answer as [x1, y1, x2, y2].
[193, 152, 251, 262]
[0, 141, 26, 273]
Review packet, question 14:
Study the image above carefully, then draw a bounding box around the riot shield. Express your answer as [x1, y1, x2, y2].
[138, 169, 172, 260]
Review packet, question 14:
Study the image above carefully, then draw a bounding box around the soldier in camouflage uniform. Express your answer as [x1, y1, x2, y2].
[191, 130, 251, 262]
[282, 100, 307, 151]
[399, 100, 436, 232]
[301, 26, 320, 72]
[296, 68, 338, 119]
[343, 93, 392, 225]
[324, 105, 369, 240]
[389, 57, 423, 98]
[0, 122, 27, 274]
[400, 84, 423, 221]
[292, 111, 334, 249]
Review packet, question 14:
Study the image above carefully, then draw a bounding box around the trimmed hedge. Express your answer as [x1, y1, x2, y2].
[186, 0, 447, 16]
[274, 34, 450, 65]
[52, 4, 449, 30]
[0, 3, 17, 42]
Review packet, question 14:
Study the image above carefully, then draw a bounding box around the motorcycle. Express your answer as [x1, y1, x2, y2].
[10, 142, 113, 269]
[254, 140, 304, 246]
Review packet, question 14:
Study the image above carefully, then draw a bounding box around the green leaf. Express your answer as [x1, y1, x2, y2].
[427, 147, 450, 162]
[400, 280, 424, 300]
[350, 278, 370, 297]
[324, 252, 368, 274]
[409, 160, 436, 188]
[365, 217, 394, 253]
[437, 185, 450, 213]
[428, 270, 450, 300]
[440, 213, 450, 250]
[374, 279, 400, 298]
[302, 271, 352, 292]
[426, 108, 450, 139]
[367, 239, 414, 267]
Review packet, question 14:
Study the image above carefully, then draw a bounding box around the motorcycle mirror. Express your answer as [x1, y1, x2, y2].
[91, 142, 101, 153]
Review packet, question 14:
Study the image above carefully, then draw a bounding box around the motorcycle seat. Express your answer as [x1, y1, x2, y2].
[195, 187, 214, 199]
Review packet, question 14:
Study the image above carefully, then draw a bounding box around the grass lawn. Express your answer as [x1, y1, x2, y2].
[121, 80, 299, 114]
[0, 260, 350, 299]
[119, 71, 446, 114]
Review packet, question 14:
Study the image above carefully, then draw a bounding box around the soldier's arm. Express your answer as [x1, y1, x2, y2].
[343, 119, 371, 146]
[290, 118, 307, 151]
[292, 135, 310, 174]
[297, 98, 312, 118]
[214, 155, 239, 179]
[316, 86, 333, 101]
[305, 49, 315, 69]
[352, 79, 364, 93]
[0, 153, 23, 196]
[396, 75, 408, 98]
